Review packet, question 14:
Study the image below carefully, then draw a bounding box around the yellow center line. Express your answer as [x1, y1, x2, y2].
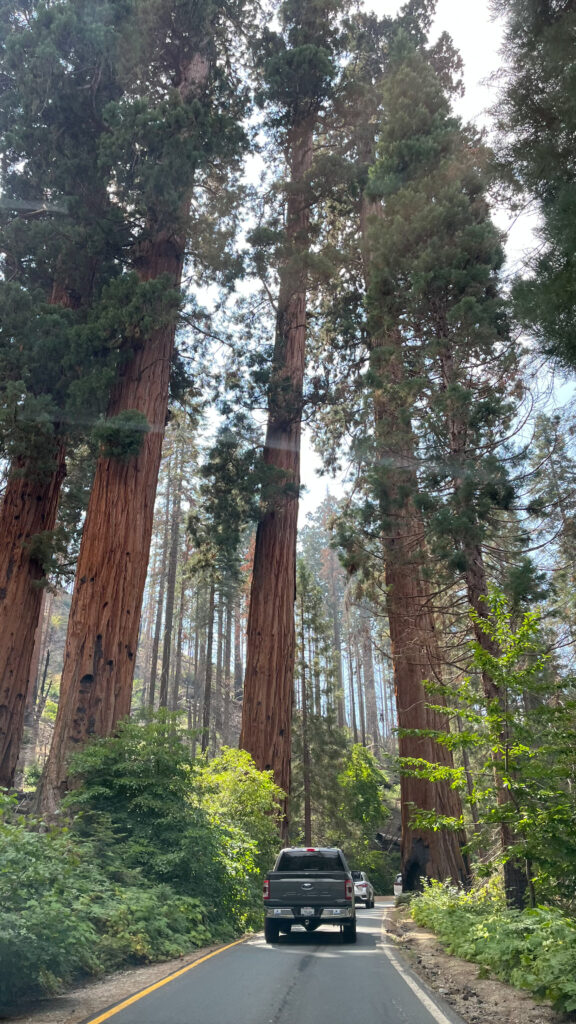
[85, 936, 250, 1024]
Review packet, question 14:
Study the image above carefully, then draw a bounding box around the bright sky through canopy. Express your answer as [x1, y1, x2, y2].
[365, 0, 504, 126]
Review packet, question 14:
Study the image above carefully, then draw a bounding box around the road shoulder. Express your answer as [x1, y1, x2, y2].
[382, 904, 569, 1024]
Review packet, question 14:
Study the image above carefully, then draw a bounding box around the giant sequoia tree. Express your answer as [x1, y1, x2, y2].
[367, 47, 531, 903]
[37, 0, 252, 811]
[0, 0, 130, 787]
[240, 0, 348, 813]
[305, 7, 471, 885]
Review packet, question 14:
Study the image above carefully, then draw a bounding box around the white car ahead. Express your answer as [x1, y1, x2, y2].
[351, 870, 375, 907]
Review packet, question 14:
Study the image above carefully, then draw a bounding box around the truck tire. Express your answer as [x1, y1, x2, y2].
[265, 919, 280, 943]
[342, 918, 357, 943]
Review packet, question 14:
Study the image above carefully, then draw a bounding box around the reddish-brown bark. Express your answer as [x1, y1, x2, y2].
[0, 445, 66, 787]
[359, 604, 380, 752]
[361, 196, 469, 885]
[240, 118, 314, 814]
[37, 236, 184, 812]
[35, 45, 214, 813]
[439, 349, 528, 905]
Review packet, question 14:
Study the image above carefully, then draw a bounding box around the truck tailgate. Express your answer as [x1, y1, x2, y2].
[268, 872, 349, 905]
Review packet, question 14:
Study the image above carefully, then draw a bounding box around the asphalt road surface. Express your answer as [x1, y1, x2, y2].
[85, 904, 466, 1024]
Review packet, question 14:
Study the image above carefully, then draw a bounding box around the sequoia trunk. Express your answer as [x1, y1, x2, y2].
[37, 235, 185, 812]
[440, 349, 528, 907]
[0, 445, 66, 787]
[362, 197, 469, 885]
[240, 116, 314, 813]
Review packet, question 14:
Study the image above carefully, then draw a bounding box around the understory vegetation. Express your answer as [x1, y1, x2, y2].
[410, 880, 576, 1014]
[0, 713, 393, 1008]
[0, 716, 282, 1007]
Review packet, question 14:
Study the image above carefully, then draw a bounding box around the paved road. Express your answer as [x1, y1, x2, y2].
[86, 905, 465, 1024]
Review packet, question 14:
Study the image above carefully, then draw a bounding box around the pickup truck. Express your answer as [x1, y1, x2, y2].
[263, 847, 356, 943]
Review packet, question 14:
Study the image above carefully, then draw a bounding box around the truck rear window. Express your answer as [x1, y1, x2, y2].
[275, 851, 345, 872]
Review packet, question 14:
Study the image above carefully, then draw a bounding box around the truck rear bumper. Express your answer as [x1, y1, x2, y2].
[265, 907, 353, 920]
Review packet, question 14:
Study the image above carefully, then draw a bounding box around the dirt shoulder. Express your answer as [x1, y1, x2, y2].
[383, 903, 571, 1024]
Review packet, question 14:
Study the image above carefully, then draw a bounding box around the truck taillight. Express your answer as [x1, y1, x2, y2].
[263, 880, 270, 900]
[345, 879, 353, 900]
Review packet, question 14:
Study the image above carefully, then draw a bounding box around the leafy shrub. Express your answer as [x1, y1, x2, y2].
[411, 880, 576, 1013]
[0, 719, 284, 1008]
[66, 714, 279, 931]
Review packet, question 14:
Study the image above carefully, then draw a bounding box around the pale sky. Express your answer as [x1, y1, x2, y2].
[366, 0, 504, 127]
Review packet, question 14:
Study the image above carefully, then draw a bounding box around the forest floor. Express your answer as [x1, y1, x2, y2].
[383, 902, 572, 1024]
[2, 906, 571, 1024]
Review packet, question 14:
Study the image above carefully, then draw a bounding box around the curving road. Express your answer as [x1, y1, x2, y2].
[86, 903, 466, 1024]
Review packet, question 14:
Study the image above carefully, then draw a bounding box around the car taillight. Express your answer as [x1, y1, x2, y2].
[263, 880, 270, 900]
[345, 879, 353, 900]
[359, 884, 366, 890]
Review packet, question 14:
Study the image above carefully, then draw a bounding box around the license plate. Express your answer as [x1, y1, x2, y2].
[301, 907, 314, 916]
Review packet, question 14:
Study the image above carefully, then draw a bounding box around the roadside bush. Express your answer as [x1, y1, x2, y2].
[0, 793, 214, 1006]
[66, 714, 280, 932]
[0, 717, 284, 1007]
[411, 880, 576, 1013]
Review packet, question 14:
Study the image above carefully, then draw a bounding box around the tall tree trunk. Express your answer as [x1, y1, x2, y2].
[328, 548, 346, 728]
[240, 115, 314, 818]
[346, 637, 359, 745]
[37, 235, 186, 813]
[213, 591, 224, 750]
[233, 593, 244, 702]
[201, 581, 216, 754]
[360, 605, 380, 753]
[24, 591, 47, 731]
[159, 458, 183, 708]
[374, 347, 470, 885]
[465, 541, 528, 907]
[172, 567, 187, 712]
[35, 44, 214, 813]
[354, 634, 367, 747]
[362, 195, 469, 886]
[222, 588, 233, 745]
[300, 593, 312, 845]
[440, 348, 528, 907]
[30, 649, 52, 762]
[0, 444, 66, 788]
[149, 465, 172, 708]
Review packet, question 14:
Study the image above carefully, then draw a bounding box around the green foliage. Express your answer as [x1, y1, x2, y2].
[494, 0, 576, 368]
[66, 713, 276, 931]
[0, 715, 285, 1007]
[94, 410, 150, 461]
[197, 747, 283, 875]
[0, 791, 211, 1007]
[412, 880, 576, 1013]
[406, 591, 576, 905]
[338, 744, 389, 830]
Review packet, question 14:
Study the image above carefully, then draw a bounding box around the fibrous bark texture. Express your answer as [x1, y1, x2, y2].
[38, 236, 184, 813]
[0, 445, 66, 788]
[240, 118, 314, 812]
[362, 196, 469, 885]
